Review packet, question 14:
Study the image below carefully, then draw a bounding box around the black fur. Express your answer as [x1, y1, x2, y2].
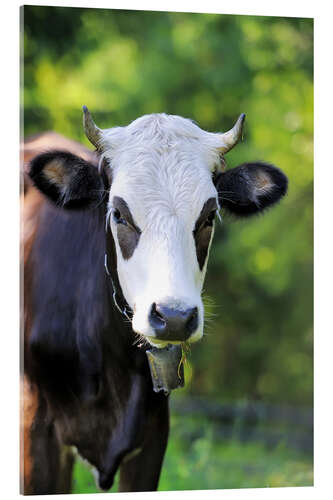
[27, 201, 108, 405]
[112, 196, 142, 260]
[215, 162, 288, 217]
[193, 197, 217, 270]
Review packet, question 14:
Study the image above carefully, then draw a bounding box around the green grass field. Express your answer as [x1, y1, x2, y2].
[71, 414, 313, 493]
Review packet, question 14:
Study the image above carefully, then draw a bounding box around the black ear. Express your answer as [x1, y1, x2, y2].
[215, 162, 288, 217]
[29, 150, 106, 209]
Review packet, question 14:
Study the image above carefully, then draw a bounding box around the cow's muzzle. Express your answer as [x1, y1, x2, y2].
[148, 302, 198, 342]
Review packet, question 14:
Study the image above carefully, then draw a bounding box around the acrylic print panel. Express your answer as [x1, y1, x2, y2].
[21, 5, 313, 495]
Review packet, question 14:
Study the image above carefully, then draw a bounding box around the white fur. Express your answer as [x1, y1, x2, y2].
[101, 114, 223, 347]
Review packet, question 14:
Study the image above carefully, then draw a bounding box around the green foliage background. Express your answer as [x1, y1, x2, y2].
[22, 6, 313, 492]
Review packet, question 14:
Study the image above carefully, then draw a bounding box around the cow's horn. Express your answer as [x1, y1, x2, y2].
[83, 105, 102, 149]
[219, 113, 246, 154]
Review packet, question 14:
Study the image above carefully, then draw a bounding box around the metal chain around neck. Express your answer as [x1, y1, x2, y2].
[104, 252, 132, 321]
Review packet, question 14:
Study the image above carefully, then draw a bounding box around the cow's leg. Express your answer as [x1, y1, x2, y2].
[118, 395, 169, 492]
[56, 445, 75, 494]
[21, 376, 74, 495]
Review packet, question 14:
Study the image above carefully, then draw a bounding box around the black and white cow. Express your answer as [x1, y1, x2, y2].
[22, 109, 287, 494]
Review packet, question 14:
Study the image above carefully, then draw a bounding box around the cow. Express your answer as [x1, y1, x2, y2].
[21, 108, 288, 494]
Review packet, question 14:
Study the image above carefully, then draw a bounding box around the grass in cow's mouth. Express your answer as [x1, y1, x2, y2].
[178, 341, 191, 379]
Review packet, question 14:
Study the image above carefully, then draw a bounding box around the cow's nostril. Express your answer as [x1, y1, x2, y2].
[149, 302, 166, 330]
[186, 307, 198, 335]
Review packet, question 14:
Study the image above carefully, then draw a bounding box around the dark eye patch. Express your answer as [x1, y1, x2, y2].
[112, 196, 141, 260]
[193, 197, 217, 270]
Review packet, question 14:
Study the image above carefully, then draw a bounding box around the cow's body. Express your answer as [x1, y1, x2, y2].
[22, 112, 287, 495]
[22, 133, 169, 494]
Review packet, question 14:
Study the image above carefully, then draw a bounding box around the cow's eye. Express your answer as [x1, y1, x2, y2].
[112, 208, 127, 226]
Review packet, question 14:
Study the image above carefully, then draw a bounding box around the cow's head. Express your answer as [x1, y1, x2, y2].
[30, 108, 287, 349]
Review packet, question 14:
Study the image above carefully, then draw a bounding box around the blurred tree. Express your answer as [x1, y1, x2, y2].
[22, 7, 313, 407]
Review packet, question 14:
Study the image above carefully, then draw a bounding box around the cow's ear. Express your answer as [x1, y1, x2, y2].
[29, 150, 106, 210]
[215, 162, 288, 217]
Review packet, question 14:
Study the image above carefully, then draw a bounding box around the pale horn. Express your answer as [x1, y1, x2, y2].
[82, 105, 102, 149]
[219, 113, 246, 154]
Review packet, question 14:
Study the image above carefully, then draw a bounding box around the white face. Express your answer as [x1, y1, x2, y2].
[101, 114, 223, 348]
